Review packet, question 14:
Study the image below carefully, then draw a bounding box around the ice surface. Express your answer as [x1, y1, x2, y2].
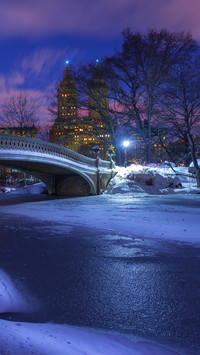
[2, 192, 200, 243]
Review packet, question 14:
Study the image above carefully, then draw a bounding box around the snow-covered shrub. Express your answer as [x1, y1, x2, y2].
[106, 178, 145, 194]
[106, 164, 182, 194]
[127, 169, 182, 189]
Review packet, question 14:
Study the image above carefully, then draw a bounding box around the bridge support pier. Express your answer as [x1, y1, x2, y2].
[55, 174, 91, 196]
[51, 175, 56, 195]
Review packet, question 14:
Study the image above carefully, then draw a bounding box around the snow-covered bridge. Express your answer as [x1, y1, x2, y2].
[0, 134, 115, 196]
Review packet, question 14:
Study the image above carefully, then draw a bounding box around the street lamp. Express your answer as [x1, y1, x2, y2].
[92, 145, 101, 158]
[92, 145, 101, 195]
[123, 140, 130, 167]
[107, 147, 115, 170]
[107, 147, 114, 159]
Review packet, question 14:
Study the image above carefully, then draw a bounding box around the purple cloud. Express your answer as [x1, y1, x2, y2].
[0, 0, 199, 39]
[0, 47, 73, 128]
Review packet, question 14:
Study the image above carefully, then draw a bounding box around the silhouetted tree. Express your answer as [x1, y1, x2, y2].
[0, 92, 38, 135]
[158, 56, 200, 185]
[72, 63, 124, 163]
[104, 28, 197, 163]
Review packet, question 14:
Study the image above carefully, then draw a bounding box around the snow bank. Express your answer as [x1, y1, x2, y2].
[2, 182, 47, 195]
[0, 319, 179, 355]
[106, 164, 197, 194]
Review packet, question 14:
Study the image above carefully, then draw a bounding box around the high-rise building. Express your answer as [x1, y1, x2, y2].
[88, 63, 111, 154]
[50, 63, 111, 157]
[50, 64, 79, 149]
[0, 125, 37, 139]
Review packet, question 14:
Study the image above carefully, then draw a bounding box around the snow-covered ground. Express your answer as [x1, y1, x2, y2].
[0, 163, 199, 354]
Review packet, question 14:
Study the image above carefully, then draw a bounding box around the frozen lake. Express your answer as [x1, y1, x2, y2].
[0, 193, 200, 354]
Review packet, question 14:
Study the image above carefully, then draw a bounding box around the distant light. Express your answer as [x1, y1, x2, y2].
[65, 60, 69, 65]
[123, 140, 130, 148]
[96, 59, 99, 63]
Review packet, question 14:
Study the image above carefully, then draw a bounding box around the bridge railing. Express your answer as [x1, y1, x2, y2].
[0, 134, 112, 169]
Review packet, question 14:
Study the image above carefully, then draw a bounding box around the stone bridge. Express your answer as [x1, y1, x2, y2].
[0, 134, 116, 196]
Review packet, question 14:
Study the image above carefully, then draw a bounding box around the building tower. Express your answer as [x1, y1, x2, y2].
[50, 62, 111, 157]
[50, 64, 79, 149]
[88, 62, 111, 154]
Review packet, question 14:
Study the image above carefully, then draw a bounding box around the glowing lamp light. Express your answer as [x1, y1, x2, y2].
[96, 59, 99, 63]
[65, 60, 69, 65]
[123, 140, 130, 148]
[123, 140, 130, 167]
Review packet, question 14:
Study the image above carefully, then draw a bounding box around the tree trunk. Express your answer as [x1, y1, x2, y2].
[146, 96, 153, 163]
[187, 132, 200, 187]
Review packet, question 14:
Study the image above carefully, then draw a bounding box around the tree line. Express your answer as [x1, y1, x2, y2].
[71, 28, 200, 185]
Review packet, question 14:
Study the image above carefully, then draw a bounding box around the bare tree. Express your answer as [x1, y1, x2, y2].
[104, 28, 197, 163]
[72, 63, 124, 162]
[0, 92, 38, 135]
[158, 56, 200, 185]
[47, 82, 59, 121]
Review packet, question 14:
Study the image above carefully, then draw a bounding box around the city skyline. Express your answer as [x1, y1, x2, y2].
[0, 0, 199, 128]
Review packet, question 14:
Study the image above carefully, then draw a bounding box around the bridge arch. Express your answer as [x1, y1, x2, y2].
[0, 134, 115, 196]
[0, 155, 96, 196]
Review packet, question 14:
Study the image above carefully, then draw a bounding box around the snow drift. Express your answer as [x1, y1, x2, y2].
[106, 164, 196, 194]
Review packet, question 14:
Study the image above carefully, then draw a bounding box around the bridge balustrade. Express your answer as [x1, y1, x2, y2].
[0, 134, 111, 169]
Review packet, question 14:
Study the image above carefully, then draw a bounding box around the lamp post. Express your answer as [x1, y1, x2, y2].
[123, 140, 130, 167]
[107, 147, 115, 172]
[107, 147, 114, 158]
[92, 145, 101, 195]
[92, 145, 101, 158]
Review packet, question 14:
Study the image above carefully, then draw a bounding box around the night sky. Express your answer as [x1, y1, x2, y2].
[0, 0, 199, 128]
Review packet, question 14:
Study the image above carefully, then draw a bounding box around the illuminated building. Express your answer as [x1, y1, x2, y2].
[0, 125, 38, 186]
[50, 64, 79, 149]
[50, 63, 111, 157]
[88, 62, 111, 155]
[0, 125, 37, 139]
